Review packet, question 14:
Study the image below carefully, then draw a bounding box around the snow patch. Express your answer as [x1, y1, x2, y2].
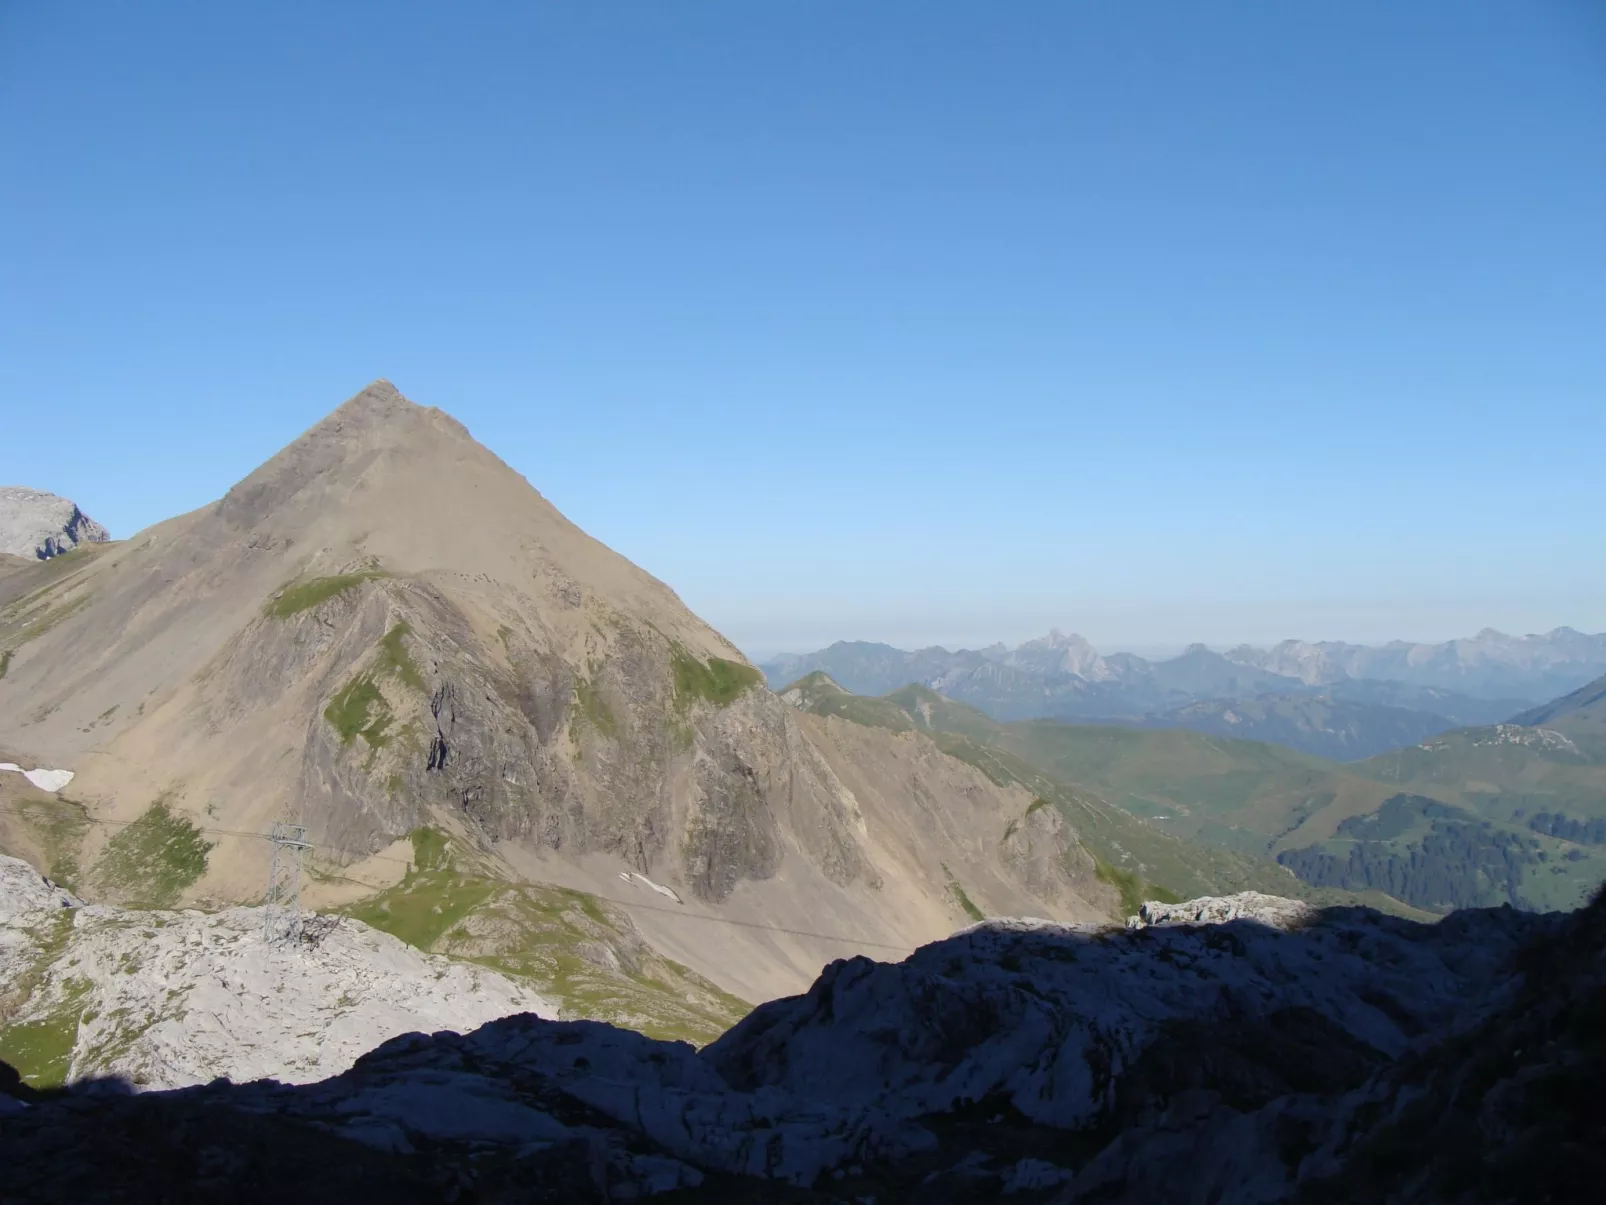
[618, 871, 683, 904]
[0, 763, 74, 792]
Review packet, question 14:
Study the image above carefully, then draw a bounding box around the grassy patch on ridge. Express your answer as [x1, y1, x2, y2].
[670, 647, 762, 710]
[324, 675, 393, 749]
[92, 802, 212, 908]
[343, 827, 750, 1045]
[0, 974, 92, 1090]
[265, 572, 385, 619]
[323, 624, 431, 753]
[376, 623, 426, 692]
[574, 676, 619, 738]
[1095, 855, 1182, 918]
[0, 593, 92, 651]
[942, 862, 986, 922]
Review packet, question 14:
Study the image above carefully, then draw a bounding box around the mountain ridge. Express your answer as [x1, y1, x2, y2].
[1509, 668, 1606, 735]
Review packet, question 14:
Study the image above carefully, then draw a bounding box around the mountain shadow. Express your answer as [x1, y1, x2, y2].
[2, 888, 1599, 1203]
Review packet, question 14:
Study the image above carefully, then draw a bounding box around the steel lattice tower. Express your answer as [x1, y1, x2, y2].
[264, 821, 311, 946]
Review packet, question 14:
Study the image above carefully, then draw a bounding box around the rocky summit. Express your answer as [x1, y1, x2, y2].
[0, 487, 109, 560]
[3, 886, 1599, 1203]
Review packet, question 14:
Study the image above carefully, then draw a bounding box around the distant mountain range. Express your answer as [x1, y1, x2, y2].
[1224, 628, 1606, 701]
[759, 627, 1606, 761]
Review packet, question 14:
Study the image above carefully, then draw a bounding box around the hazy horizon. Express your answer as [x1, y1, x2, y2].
[733, 613, 1606, 666]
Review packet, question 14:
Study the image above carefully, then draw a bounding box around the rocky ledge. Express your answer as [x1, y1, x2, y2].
[3, 884, 1601, 1203]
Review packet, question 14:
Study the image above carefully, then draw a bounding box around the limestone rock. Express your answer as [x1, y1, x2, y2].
[0, 852, 81, 918]
[0, 854, 555, 1090]
[0, 487, 109, 559]
[1127, 890, 1316, 930]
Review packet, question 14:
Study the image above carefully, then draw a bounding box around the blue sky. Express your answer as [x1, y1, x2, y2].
[2, 1, 1602, 658]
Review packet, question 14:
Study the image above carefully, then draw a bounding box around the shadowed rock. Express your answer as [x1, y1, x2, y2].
[2, 889, 1597, 1203]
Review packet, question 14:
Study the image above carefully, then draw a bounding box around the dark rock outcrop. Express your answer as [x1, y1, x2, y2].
[2, 890, 1597, 1203]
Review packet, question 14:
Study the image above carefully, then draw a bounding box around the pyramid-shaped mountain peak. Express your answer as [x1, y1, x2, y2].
[211, 379, 486, 536]
[197, 381, 731, 660]
[299, 378, 474, 451]
[0, 378, 1123, 1017]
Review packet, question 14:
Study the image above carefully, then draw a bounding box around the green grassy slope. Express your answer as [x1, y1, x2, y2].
[1510, 670, 1606, 739]
[881, 685, 1398, 857]
[1344, 727, 1606, 912]
[1358, 728, 1606, 825]
[792, 682, 1387, 908]
[794, 681, 1604, 915]
[342, 829, 749, 1045]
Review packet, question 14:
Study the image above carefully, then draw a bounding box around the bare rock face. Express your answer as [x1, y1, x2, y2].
[1000, 799, 1113, 915]
[0, 853, 80, 918]
[0, 487, 110, 559]
[0, 854, 554, 1091]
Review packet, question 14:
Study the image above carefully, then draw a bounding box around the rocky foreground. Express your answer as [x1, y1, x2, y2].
[3, 873, 1600, 1203]
[0, 855, 555, 1091]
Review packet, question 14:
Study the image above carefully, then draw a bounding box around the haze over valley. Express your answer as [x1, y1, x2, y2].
[760, 627, 1606, 759]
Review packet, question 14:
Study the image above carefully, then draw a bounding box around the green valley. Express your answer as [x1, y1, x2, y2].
[782, 676, 1413, 912]
[784, 676, 1606, 916]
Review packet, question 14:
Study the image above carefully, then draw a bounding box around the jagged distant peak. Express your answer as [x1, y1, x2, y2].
[0, 486, 111, 559]
[1004, 628, 1113, 681]
[1019, 627, 1095, 650]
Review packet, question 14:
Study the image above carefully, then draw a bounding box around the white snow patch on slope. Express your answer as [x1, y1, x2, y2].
[619, 870, 683, 904]
[0, 763, 74, 792]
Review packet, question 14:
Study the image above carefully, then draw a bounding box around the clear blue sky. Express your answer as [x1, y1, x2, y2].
[2, 2, 1603, 658]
